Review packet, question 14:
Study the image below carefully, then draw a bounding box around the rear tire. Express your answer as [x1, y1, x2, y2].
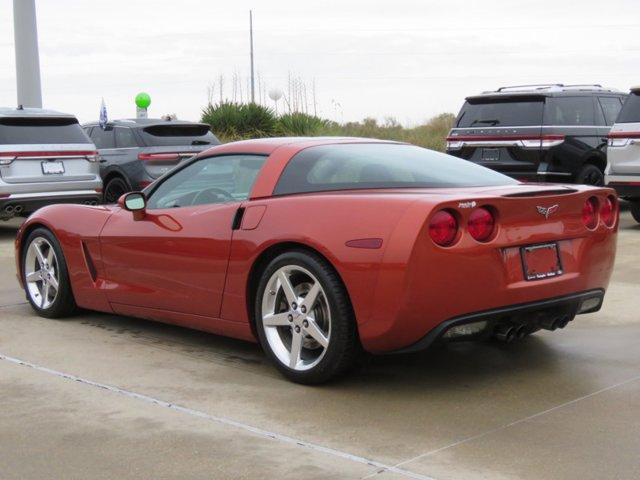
[630, 200, 640, 224]
[254, 250, 359, 384]
[22, 228, 77, 318]
[575, 164, 604, 186]
[103, 176, 130, 204]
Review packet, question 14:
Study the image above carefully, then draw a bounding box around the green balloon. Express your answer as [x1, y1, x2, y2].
[135, 92, 151, 109]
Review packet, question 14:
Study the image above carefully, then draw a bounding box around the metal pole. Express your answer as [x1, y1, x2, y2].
[13, 0, 42, 108]
[249, 10, 255, 104]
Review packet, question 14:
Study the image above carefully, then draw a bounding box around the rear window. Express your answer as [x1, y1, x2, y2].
[617, 93, 640, 123]
[0, 117, 90, 145]
[274, 144, 517, 195]
[456, 97, 544, 127]
[140, 124, 219, 147]
[543, 97, 595, 126]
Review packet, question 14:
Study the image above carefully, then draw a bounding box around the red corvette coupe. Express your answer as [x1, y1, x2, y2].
[15, 138, 618, 383]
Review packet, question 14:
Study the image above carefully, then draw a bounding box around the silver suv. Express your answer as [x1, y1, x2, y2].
[0, 107, 102, 220]
[606, 87, 640, 223]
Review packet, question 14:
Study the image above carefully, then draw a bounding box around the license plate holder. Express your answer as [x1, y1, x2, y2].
[521, 243, 563, 281]
[41, 161, 65, 175]
[481, 148, 500, 161]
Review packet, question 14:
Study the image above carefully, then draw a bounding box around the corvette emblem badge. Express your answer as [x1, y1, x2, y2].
[536, 204, 559, 219]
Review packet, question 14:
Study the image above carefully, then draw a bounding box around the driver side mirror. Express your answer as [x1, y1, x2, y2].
[118, 191, 147, 221]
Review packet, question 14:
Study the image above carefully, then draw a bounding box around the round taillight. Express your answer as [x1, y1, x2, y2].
[600, 195, 617, 227]
[468, 207, 495, 242]
[429, 210, 458, 246]
[582, 197, 598, 229]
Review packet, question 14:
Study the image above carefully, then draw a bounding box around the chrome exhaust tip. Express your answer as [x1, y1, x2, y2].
[14, 205, 23, 213]
[494, 324, 516, 343]
[515, 324, 528, 339]
[539, 317, 558, 331]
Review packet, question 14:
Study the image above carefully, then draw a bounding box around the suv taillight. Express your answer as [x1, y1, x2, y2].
[138, 153, 181, 161]
[600, 195, 617, 228]
[607, 131, 640, 147]
[582, 197, 598, 229]
[429, 210, 459, 246]
[467, 207, 495, 242]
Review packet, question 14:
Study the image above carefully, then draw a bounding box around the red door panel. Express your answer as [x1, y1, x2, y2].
[99, 203, 238, 317]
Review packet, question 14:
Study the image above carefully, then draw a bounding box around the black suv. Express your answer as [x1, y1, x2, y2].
[82, 118, 220, 202]
[446, 84, 627, 185]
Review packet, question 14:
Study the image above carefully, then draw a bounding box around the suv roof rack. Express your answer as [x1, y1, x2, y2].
[493, 83, 618, 94]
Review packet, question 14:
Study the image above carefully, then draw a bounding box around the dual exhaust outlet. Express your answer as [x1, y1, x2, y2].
[2, 204, 23, 218]
[2, 200, 98, 219]
[493, 314, 572, 343]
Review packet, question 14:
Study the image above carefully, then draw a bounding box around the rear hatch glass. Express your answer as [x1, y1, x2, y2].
[451, 96, 544, 176]
[616, 92, 640, 123]
[0, 117, 90, 144]
[456, 96, 544, 128]
[140, 124, 218, 147]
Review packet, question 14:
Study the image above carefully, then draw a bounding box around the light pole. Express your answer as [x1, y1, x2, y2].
[13, 0, 42, 108]
[249, 10, 255, 104]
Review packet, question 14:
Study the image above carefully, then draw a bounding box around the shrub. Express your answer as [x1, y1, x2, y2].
[277, 112, 330, 136]
[201, 102, 277, 140]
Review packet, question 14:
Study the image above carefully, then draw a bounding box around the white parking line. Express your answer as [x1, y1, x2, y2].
[0, 352, 435, 480]
[364, 371, 640, 478]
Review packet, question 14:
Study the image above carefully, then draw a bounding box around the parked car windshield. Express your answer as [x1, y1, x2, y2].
[274, 143, 518, 195]
[140, 124, 219, 147]
[0, 117, 89, 145]
[616, 92, 640, 123]
[456, 96, 544, 127]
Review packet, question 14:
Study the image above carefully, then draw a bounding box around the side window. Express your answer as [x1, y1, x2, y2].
[114, 127, 138, 148]
[599, 97, 623, 126]
[147, 154, 267, 209]
[544, 97, 595, 126]
[90, 127, 115, 149]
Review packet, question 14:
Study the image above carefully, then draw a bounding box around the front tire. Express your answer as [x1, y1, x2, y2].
[254, 251, 359, 384]
[575, 164, 604, 186]
[22, 228, 77, 318]
[630, 200, 640, 224]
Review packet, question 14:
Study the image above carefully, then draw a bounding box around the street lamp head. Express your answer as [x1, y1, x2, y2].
[268, 88, 283, 102]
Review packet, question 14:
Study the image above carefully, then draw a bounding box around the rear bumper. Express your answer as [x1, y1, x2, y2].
[606, 176, 640, 199]
[391, 289, 604, 354]
[0, 190, 101, 216]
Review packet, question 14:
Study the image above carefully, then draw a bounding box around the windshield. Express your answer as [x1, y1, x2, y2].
[0, 117, 90, 145]
[456, 97, 544, 128]
[274, 143, 517, 195]
[141, 124, 219, 147]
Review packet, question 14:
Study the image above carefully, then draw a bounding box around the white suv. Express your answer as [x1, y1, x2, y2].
[0, 107, 102, 220]
[606, 87, 640, 223]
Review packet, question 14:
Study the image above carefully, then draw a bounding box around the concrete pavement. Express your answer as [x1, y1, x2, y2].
[0, 212, 639, 479]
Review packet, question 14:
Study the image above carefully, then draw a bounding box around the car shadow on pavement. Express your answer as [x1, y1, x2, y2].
[61, 308, 564, 392]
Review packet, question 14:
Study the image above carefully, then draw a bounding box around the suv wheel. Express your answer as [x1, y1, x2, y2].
[576, 164, 604, 186]
[22, 228, 77, 318]
[630, 200, 640, 224]
[104, 176, 130, 203]
[254, 251, 359, 384]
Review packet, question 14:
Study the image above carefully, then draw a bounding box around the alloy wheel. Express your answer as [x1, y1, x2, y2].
[261, 265, 331, 371]
[24, 237, 60, 309]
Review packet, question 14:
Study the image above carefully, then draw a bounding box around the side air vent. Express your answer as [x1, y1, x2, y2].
[81, 241, 98, 282]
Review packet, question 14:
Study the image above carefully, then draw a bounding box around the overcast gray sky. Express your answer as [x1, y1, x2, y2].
[1, 0, 639, 124]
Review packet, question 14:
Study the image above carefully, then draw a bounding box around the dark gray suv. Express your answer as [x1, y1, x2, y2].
[446, 84, 627, 185]
[82, 118, 220, 202]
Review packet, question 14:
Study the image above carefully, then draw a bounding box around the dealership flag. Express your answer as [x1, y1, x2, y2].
[99, 98, 108, 129]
